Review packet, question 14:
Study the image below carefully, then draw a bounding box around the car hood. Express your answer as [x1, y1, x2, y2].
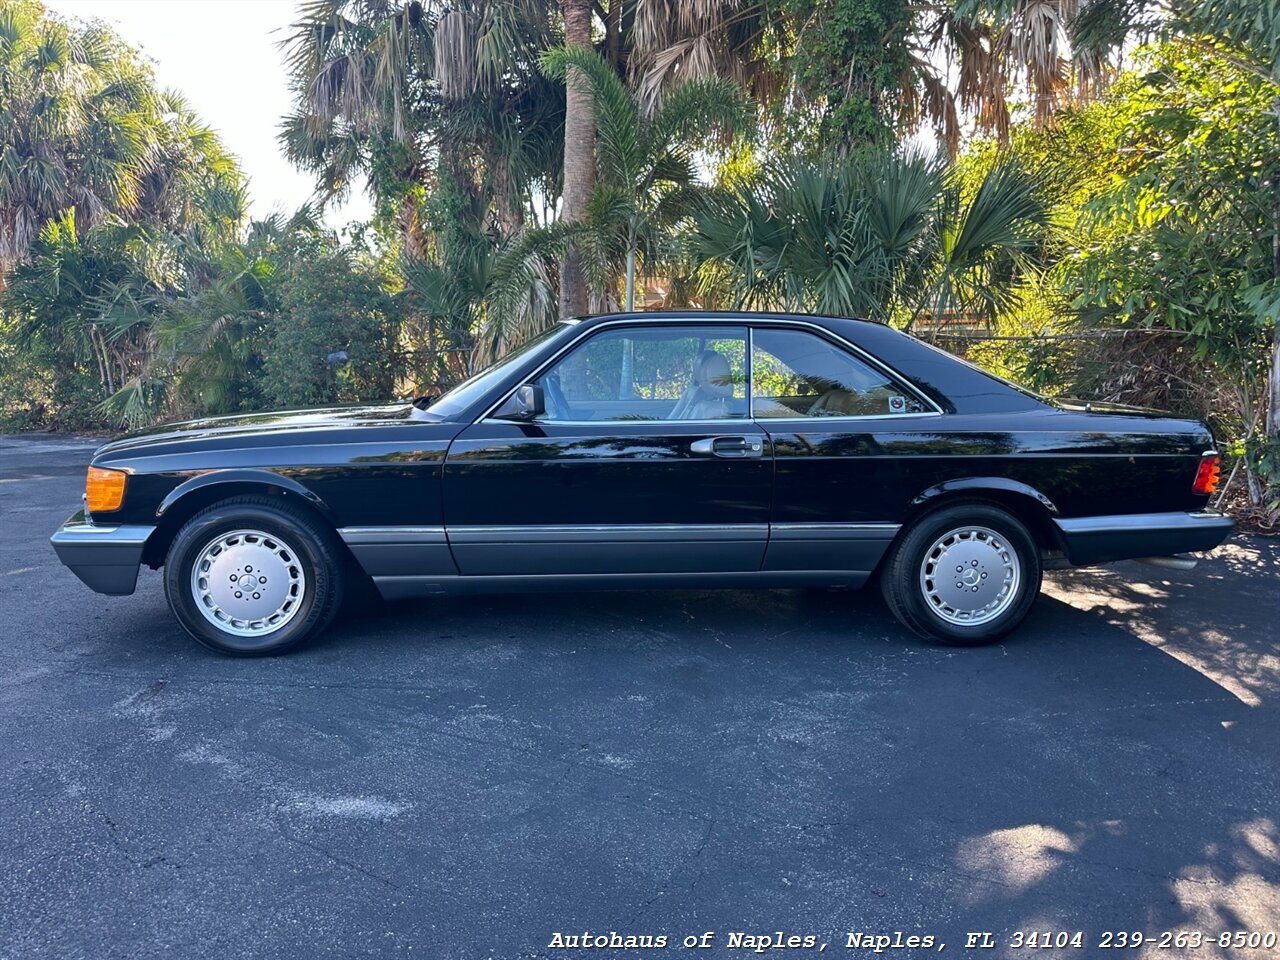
[97, 404, 416, 456]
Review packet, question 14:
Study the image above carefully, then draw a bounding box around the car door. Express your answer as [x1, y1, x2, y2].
[748, 324, 940, 575]
[442, 322, 773, 576]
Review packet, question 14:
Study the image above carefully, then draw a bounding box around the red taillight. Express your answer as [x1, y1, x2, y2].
[1192, 454, 1221, 496]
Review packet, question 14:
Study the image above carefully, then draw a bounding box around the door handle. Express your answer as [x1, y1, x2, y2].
[690, 436, 765, 458]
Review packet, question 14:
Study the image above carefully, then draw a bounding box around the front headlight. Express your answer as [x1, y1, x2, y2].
[85, 466, 128, 513]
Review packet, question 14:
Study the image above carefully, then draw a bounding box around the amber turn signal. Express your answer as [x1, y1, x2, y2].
[1191, 454, 1221, 496]
[85, 466, 127, 513]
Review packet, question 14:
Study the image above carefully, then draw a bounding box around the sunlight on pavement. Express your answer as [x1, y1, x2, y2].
[1044, 542, 1280, 709]
[955, 824, 1080, 902]
[1168, 819, 1280, 959]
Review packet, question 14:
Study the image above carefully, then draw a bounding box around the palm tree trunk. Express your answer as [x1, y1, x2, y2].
[399, 193, 430, 263]
[497, 162, 524, 237]
[89, 326, 109, 395]
[86, 325, 114, 395]
[604, 0, 622, 69]
[625, 237, 637, 311]
[559, 0, 595, 318]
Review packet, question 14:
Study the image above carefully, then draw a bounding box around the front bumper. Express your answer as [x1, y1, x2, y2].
[50, 511, 156, 596]
[1053, 510, 1235, 566]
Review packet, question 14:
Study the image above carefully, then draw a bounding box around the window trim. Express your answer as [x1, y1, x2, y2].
[476, 317, 943, 425]
[746, 324, 942, 422]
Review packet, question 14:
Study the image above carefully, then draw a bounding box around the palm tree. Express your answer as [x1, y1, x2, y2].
[0, 4, 246, 281]
[627, 0, 780, 116]
[557, 0, 596, 316]
[625, 0, 1151, 154]
[402, 219, 577, 370]
[280, 0, 557, 257]
[0, 7, 150, 273]
[541, 45, 748, 310]
[924, 0, 1162, 145]
[691, 150, 1048, 328]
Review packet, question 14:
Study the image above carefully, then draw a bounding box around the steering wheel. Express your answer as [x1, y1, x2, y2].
[542, 371, 570, 420]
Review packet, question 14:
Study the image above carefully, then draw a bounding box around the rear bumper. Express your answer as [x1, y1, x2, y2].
[50, 511, 156, 596]
[1054, 511, 1234, 566]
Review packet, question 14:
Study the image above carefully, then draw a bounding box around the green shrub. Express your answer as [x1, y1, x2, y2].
[261, 250, 400, 409]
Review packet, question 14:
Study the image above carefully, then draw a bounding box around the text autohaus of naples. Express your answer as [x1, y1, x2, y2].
[545, 930, 941, 951]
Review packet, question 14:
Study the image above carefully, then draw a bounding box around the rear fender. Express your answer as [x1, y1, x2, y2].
[912, 477, 1058, 515]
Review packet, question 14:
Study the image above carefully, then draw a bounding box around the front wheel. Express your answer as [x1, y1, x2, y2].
[880, 504, 1042, 646]
[164, 497, 345, 656]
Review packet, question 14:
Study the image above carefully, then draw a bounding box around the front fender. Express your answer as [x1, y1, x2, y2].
[156, 469, 333, 522]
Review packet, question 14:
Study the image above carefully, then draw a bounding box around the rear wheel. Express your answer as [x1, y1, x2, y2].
[164, 497, 344, 656]
[880, 504, 1041, 646]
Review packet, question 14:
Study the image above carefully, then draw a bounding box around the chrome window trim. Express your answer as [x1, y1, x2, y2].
[747, 323, 942, 420]
[753, 412, 943, 425]
[473, 419, 760, 429]
[475, 316, 943, 425]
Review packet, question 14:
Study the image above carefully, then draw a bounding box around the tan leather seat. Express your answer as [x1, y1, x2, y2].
[670, 351, 734, 420]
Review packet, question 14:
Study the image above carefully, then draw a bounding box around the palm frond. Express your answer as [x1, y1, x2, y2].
[644, 75, 749, 157]
[540, 45, 642, 189]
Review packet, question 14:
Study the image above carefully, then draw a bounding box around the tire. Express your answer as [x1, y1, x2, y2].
[163, 496, 345, 656]
[880, 503, 1042, 646]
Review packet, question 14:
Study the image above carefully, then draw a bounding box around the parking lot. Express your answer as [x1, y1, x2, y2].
[1, 434, 1278, 959]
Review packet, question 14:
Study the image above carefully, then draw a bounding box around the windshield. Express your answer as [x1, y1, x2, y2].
[425, 325, 568, 420]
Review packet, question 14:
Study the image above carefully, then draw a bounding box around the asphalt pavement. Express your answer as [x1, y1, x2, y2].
[1, 433, 1277, 960]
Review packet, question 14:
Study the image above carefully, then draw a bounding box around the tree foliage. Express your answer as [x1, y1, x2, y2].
[1062, 41, 1280, 502]
[541, 45, 749, 310]
[5, 0, 1280, 520]
[0, 0, 241, 271]
[692, 150, 1048, 325]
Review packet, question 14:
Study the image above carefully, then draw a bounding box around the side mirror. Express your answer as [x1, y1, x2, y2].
[493, 383, 545, 421]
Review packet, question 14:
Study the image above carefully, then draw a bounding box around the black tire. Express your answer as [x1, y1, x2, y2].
[163, 496, 345, 656]
[880, 503, 1041, 646]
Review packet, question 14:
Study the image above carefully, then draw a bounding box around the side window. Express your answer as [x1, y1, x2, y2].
[535, 326, 747, 422]
[751, 329, 927, 418]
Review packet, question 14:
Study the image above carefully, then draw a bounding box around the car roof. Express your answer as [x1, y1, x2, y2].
[569, 310, 880, 326]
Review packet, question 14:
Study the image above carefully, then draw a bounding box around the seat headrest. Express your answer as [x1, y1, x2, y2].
[694, 351, 733, 398]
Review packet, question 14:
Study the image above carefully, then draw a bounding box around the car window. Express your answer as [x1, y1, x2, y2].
[535, 326, 748, 422]
[751, 328, 928, 418]
[426, 325, 567, 420]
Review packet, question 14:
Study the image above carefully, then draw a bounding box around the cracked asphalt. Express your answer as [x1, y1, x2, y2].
[1, 433, 1278, 960]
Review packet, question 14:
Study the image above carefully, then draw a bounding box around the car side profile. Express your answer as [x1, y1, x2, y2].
[51, 311, 1234, 656]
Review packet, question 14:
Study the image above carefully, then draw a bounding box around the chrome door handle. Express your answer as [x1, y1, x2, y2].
[690, 436, 765, 458]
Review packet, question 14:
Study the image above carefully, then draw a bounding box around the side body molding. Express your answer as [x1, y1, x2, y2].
[349, 521, 903, 599]
[337, 526, 459, 578]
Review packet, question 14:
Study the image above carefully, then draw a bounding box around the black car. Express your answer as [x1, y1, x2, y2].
[51, 312, 1233, 655]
